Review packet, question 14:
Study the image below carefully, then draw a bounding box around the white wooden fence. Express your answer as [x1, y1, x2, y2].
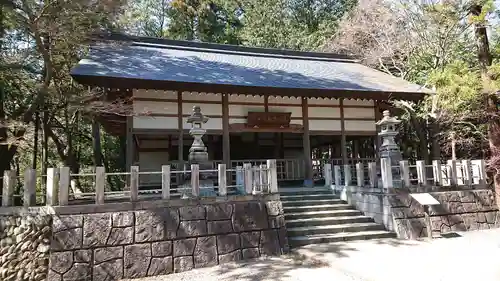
[323, 159, 488, 189]
[1, 160, 278, 207]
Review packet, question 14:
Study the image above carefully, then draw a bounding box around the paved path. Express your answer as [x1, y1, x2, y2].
[123, 229, 500, 281]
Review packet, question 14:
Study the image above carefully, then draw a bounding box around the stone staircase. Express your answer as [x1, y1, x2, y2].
[281, 188, 395, 247]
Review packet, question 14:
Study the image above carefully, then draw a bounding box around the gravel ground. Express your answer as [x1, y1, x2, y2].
[122, 228, 500, 281]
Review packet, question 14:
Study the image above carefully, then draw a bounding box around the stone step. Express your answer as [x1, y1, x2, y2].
[283, 204, 354, 213]
[278, 189, 333, 196]
[288, 230, 397, 247]
[287, 222, 385, 236]
[280, 194, 340, 201]
[285, 209, 363, 220]
[285, 216, 373, 228]
[282, 199, 344, 207]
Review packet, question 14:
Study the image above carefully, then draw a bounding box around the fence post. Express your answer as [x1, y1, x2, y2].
[416, 160, 427, 186]
[432, 160, 443, 186]
[399, 160, 410, 188]
[447, 160, 457, 186]
[59, 167, 70, 206]
[344, 164, 352, 186]
[243, 163, 253, 195]
[334, 165, 341, 192]
[381, 158, 393, 189]
[356, 163, 364, 187]
[130, 166, 139, 201]
[24, 169, 36, 207]
[471, 159, 487, 185]
[267, 160, 278, 193]
[324, 163, 332, 187]
[368, 162, 377, 188]
[461, 160, 472, 186]
[162, 165, 171, 199]
[218, 164, 227, 196]
[95, 167, 105, 205]
[2, 170, 15, 206]
[46, 168, 59, 206]
[190, 164, 200, 197]
[257, 164, 266, 194]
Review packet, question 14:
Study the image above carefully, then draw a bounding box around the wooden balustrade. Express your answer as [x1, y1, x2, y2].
[323, 158, 487, 189]
[0, 160, 279, 207]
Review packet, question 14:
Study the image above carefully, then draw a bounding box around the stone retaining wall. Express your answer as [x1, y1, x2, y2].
[47, 196, 287, 281]
[0, 214, 52, 281]
[345, 186, 500, 239]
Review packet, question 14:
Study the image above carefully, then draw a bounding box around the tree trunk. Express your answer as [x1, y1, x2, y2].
[32, 111, 39, 169]
[41, 110, 49, 179]
[471, 5, 500, 206]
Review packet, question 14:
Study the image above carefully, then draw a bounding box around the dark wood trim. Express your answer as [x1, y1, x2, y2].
[228, 123, 304, 133]
[73, 75, 426, 102]
[177, 92, 184, 161]
[340, 98, 348, 164]
[302, 98, 313, 185]
[310, 130, 376, 136]
[132, 127, 375, 136]
[134, 96, 376, 109]
[293, 116, 374, 121]
[140, 112, 375, 121]
[222, 94, 230, 169]
[264, 96, 269, 112]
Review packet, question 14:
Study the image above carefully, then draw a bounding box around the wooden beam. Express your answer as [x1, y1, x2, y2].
[264, 96, 269, 112]
[74, 75, 426, 102]
[340, 99, 348, 165]
[222, 94, 231, 169]
[302, 98, 313, 186]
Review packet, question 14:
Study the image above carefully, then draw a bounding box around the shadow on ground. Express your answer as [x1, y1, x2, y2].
[293, 237, 419, 260]
[214, 238, 418, 281]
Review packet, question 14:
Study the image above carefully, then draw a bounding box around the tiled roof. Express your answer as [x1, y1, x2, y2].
[70, 34, 430, 100]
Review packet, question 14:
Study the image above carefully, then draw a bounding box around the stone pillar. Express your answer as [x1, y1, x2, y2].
[375, 110, 402, 188]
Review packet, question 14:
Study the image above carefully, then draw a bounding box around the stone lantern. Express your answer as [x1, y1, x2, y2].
[376, 110, 403, 186]
[187, 106, 209, 163]
[376, 110, 401, 159]
[182, 106, 216, 197]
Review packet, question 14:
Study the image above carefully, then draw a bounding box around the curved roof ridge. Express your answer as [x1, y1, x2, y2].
[94, 32, 358, 63]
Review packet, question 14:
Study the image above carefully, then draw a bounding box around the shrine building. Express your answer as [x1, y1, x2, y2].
[70, 34, 429, 186]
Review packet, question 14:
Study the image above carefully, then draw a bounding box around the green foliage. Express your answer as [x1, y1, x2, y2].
[428, 61, 483, 114]
[167, 0, 243, 43]
[240, 0, 356, 50]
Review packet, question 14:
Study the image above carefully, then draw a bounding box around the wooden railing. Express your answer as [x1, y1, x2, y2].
[0, 160, 279, 207]
[323, 159, 488, 189]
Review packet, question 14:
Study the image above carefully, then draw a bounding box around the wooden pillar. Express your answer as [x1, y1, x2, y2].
[353, 138, 360, 159]
[177, 91, 184, 162]
[374, 101, 382, 157]
[340, 99, 348, 165]
[222, 94, 230, 169]
[126, 116, 134, 172]
[302, 98, 313, 186]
